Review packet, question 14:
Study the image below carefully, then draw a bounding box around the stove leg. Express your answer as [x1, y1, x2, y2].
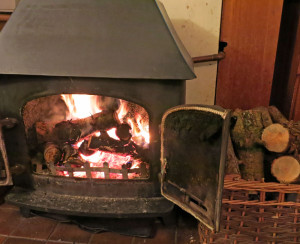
[20, 207, 34, 218]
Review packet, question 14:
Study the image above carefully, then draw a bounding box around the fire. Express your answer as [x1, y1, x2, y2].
[128, 114, 150, 146]
[61, 94, 102, 120]
[59, 94, 149, 179]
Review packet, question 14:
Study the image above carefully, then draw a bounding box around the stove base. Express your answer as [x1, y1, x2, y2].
[5, 187, 174, 218]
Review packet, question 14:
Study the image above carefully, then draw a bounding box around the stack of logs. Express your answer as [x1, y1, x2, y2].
[35, 110, 146, 168]
[226, 106, 300, 184]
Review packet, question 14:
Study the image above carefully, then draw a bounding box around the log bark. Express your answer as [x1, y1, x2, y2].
[36, 111, 119, 144]
[237, 148, 265, 181]
[268, 106, 289, 124]
[262, 123, 290, 153]
[225, 135, 241, 177]
[62, 143, 78, 162]
[231, 109, 265, 181]
[271, 156, 300, 183]
[253, 106, 273, 127]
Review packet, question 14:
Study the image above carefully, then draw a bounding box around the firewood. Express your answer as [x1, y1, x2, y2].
[78, 139, 95, 156]
[271, 156, 300, 183]
[225, 135, 241, 177]
[62, 143, 78, 162]
[36, 111, 119, 144]
[89, 131, 125, 149]
[231, 109, 264, 148]
[231, 109, 265, 181]
[262, 124, 290, 153]
[116, 123, 132, 141]
[44, 143, 62, 163]
[253, 106, 273, 127]
[268, 106, 289, 124]
[268, 106, 300, 158]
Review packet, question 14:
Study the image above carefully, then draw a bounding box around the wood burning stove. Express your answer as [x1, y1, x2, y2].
[0, 0, 230, 231]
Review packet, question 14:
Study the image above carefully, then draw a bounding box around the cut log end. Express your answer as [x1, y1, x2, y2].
[271, 156, 300, 183]
[262, 123, 290, 153]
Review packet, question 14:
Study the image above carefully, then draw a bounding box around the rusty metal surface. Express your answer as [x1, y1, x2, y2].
[0, 0, 195, 80]
[0, 117, 18, 186]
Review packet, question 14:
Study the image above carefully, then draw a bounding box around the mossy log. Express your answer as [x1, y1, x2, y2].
[231, 109, 265, 181]
[238, 148, 265, 181]
[253, 106, 273, 127]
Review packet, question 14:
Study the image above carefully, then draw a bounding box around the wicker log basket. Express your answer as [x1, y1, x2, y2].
[198, 178, 300, 244]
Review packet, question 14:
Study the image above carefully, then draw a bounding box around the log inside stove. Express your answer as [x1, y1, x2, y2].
[31, 108, 149, 180]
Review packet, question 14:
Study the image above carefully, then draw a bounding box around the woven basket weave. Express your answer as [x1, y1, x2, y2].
[198, 178, 300, 244]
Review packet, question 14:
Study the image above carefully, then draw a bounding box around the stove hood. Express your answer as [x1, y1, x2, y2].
[0, 0, 195, 80]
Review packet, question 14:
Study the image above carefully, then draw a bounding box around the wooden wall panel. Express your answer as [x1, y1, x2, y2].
[292, 75, 300, 121]
[216, 0, 283, 109]
[270, 0, 300, 120]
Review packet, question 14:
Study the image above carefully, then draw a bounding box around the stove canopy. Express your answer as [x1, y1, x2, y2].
[0, 0, 195, 80]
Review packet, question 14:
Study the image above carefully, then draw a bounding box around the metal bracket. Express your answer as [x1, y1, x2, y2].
[0, 118, 18, 186]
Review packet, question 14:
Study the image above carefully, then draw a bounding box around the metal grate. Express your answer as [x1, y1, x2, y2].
[34, 161, 149, 180]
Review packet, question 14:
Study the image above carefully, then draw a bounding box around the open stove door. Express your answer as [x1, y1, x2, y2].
[160, 105, 231, 231]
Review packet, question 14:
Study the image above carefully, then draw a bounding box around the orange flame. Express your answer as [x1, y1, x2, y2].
[127, 115, 149, 147]
[61, 94, 102, 120]
[59, 94, 149, 179]
[116, 100, 128, 122]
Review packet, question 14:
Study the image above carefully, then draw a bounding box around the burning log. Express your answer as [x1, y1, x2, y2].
[271, 156, 300, 183]
[262, 124, 290, 153]
[87, 131, 139, 156]
[36, 110, 119, 144]
[44, 143, 62, 163]
[116, 123, 132, 141]
[62, 143, 78, 162]
[78, 139, 95, 156]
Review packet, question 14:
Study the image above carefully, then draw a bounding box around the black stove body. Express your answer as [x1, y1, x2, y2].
[0, 0, 194, 218]
[0, 0, 230, 232]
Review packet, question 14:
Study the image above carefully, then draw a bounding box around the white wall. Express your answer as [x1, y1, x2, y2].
[160, 0, 222, 105]
[0, 0, 16, 12]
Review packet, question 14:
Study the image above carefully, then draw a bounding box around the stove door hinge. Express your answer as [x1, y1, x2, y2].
[0, 118, 18, 186]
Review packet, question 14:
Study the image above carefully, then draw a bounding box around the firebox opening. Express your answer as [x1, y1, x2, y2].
[23, 94, 150, 180]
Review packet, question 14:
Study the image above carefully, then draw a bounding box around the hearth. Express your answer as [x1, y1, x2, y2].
[0, 0, 230, 231]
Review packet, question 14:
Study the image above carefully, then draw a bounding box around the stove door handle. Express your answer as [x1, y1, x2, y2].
[0, 118, 18, 186]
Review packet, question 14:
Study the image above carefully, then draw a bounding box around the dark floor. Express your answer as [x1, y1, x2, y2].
[0, 201, 200, 244]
